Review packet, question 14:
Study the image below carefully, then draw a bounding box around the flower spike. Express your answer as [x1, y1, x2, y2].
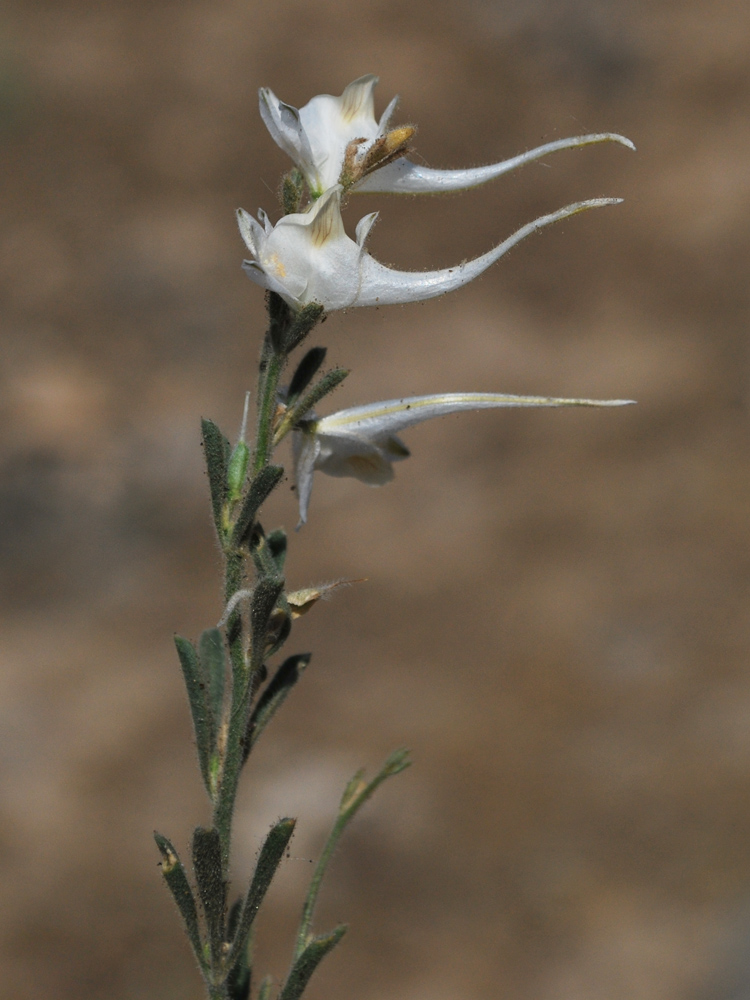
[259, 75, 634, 198]
[238, 187, 622, 313]
[292, 392, 635, 525]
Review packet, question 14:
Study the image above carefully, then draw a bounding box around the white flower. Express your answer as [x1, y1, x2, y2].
[259, 75, 404, 197]
[259, 75, 634, 197]
[238, 185, 621, 313]
[292, 392, 634, 525]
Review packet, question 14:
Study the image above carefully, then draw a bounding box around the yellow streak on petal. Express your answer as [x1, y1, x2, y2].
[268, 253, 287, 278]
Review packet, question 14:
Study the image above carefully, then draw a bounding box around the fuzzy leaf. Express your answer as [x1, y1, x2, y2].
[245, 654, 311, 761]
[226, 818, 296, 973]
[201, 418, 231, 536]
[226, 899, 252, 1000]
[192, 826, 226, 966]
[287, 347, 327, 403]
[284, 303, 325, 354]
[267, 529, 287, 572]
[198, 628, 226, 728]
[288, 368, 349, 424]
[250, 577, 286, 668]
[232, 466, 284, 547]
[282, 168, 305, 216]
[279, 926, 347, 1000]
[154, 832, 205, 968]
[227, 441, 250, 502]
[257, 975, 273, 1000]
[267, 292, 294, 355]
[174, 636, 213, 793]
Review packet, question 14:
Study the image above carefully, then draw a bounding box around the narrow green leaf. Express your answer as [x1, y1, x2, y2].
[250, 577, 285, 668]
[248, 526, 287, 582]
[201, 418, 231, 535]
[225, 818, 296, 973]
[227, 441, 250, 503]
[288, 368, 349, 424]
[226, 899, 252, 1000]
[267, 292, 294, 355]
[263, 605, 292, 662]
[174, 636, 213, 794]
[266, 529, 287, 572]
[283, 303, 325, 354]
[232, 465, 284, 547]
[287, 347, 327, 403]
[340, 748, 412, 819]
[248, 524, 274, 578]
[199, 628, 226, 727]
[154, 832, 205, 970]
[282, 168, 304, 216]
[227, 959, 251, 1000]
[192, 826, 226, 966]
[257, 975, 273, 1000]
[295, 750, 411, 956]
[279, 926, 347, 1000]
[245, 654, 311, 761]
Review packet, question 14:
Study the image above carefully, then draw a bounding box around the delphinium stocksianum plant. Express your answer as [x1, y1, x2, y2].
[154, 75, 635, 1000]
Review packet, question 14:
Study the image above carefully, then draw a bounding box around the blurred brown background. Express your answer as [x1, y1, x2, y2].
[2, 1, 750, 998]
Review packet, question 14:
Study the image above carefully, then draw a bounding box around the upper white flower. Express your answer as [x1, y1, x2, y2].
[259, 75, 403, 197]
[259, 75, 634, 198]
[238, 185, 621, 312]
[292, 392, 634, 524]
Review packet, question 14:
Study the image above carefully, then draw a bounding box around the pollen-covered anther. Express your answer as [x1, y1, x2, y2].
[359, 125, 416, 180]
[339, 137, 369, 190]
[271, 401, 287, 432]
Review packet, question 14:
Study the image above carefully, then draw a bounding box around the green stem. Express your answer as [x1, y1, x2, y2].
[212, 546, 244, 862]
[254, 347, 284, 474]
[295, 813, 348, 959]
[214, 318, 286, 873]
[294, 751, 410, 958]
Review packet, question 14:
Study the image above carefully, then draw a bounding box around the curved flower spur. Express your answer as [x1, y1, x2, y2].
[291, 392, 635, 525]
[259, 73, 634, 198]
[238, 185, 622, 312]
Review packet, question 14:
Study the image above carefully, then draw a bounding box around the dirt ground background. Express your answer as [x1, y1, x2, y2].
[2, 1, 750, 998]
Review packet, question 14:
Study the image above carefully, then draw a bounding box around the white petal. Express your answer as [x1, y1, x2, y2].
[315, 431, 395, 485]
[317, 392, 635, 438]
[298, 77, 382, 192]
[356, 133, 635, 194]
[353, 198, 622, 307]
[259, 88, 317, 183]
[241, 259, 304, 308]
[339, 74, 378, 123]
[273, 185, 345, 241]
[257, 187, 356, 308]
[377, 94, 400, 134]
[292, 429, 321, 527]
[257, 207, 273, 234]
[236, 207, 264, 256]
[307, 185, 347, 246]
[355, 212, 379, 248]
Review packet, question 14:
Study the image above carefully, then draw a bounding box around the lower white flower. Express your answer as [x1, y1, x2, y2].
[292, 392, 634, 525]
[238, 185, 621, 312]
